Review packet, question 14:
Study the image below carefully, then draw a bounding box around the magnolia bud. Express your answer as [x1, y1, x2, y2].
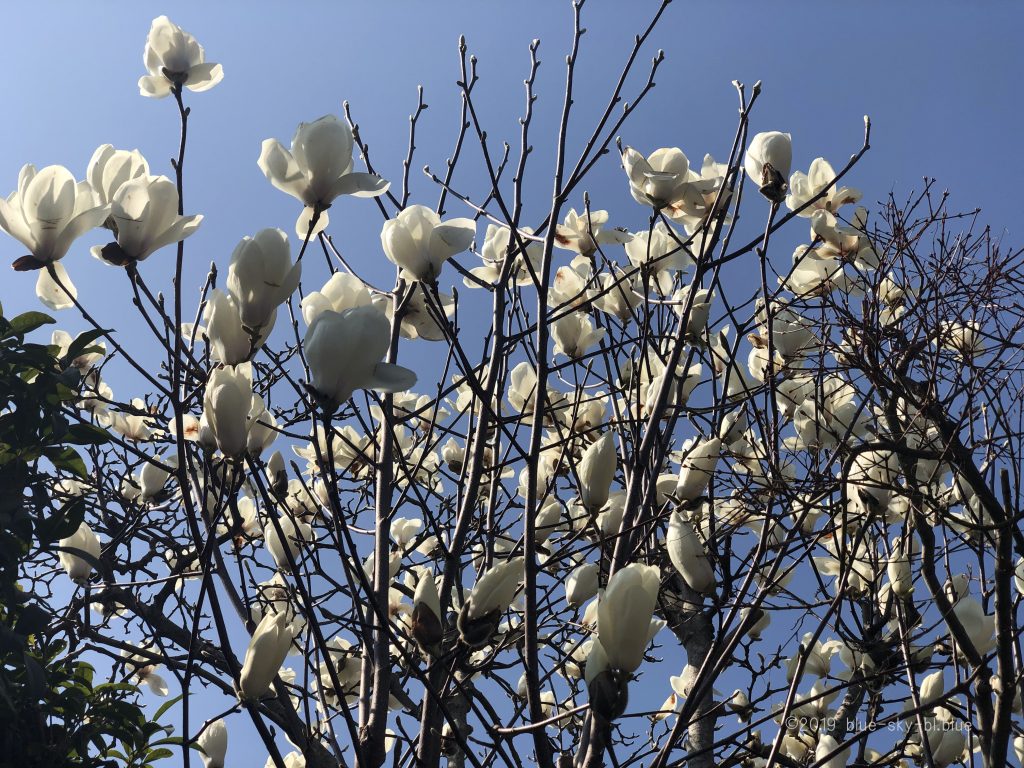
[266, 450, 287, 496]
[744, 131, 792, 203]
[579, 432, 617, 511]
[59, 522, 101, 583]
[239, 611, 293, 700]
[197, 719, 228, 768]
[411, 571, 444, 654]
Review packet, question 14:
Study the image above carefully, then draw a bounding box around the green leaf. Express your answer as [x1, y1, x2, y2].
[14, 602, 50, 637]
[152, 693, 182, 722]
[64, 328, 110, 361]
[43, 446, 88, 479]
[7, 311, 55, 337]
[66, 422, 111, 446]
[37, 497, 88, 545]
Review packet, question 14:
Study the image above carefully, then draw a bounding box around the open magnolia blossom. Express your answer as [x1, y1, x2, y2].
[624, 221, 694, 293]
[87, 145, 150, 206]
[304, 305, 417, 408]
[381, 204, 476, 283]
[621, 146, 721, 221]
[787, 157, 862, 215]
[465, 224, 543, 288]
[551, 310, 605, 358]
[94, 174, 202, 265]
[121, 642, 170, 696]
[554, 208, 631, 257]
[258, 114, 390, 238]
[1, 164, 109, 270]
[139, 16, 223, 97]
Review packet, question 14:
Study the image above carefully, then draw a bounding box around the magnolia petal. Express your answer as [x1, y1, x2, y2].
[184, 62, 224, 92]
[138, 74, 173, 99]
[258, 139, 308, 203]
[367, 362, 417, 394]
[295, 206, 329, 240]
[139, 214, 203, 261]
[36, 264, 77, 310]
[330, 172, 391, 199]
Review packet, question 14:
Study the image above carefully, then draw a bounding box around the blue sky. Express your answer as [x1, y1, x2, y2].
[2, 2, 1022, 765]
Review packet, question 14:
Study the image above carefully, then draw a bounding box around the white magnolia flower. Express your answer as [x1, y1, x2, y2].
[226, 228, 301, 331]
[59, 522, 101, 583]
[202, 364, 255, 458]
[197, 719, 228, 768]
[676, 154, 731, 232]
[621, 146, 692, 209]
[597, 563, 660, 672]
[258, 115, 389, 237]
[672, 286, 713, 339]
[265, 450, 286, 491]
[1, 164, 108, 269]
[621, 147, 721, 221]
[304, 305, 417, 408]
[94, 174, 201, 265]
[121, 642, 170, 696]
[464, 557, 525, 620]
[138, 16, 223, 98]
[551, 311, 605, 358]
[624, 222, 694, 293]
[554, 209, 631, 257]
[465, 224, 543, 288]
[845, 449, 898, 517]
[264, 514, 314, 572]
[786, 157, 861, 216]
[593, 271, 643, 320]
[578, 432, 617, 511]
[412, 569, 444, 651]
[301, 272, 373, 326]
[373, 283, 454, 342]
[666, 511, 715, 593]
[239, 611, 294, 700]
[548, 255, 595, 310]
[674, 437, 722, 502]
[381, 204, 475, 282]
[566, 562, 600, 607]
[87, 145, 150, 205]
[391, 517, 423, 548]
[139, 454, 175, 502]
[204, 290, 274, 365]
[246, 396, 279, 456]
[51, 329, 105, 371]
[814, 734, 850, 768]
[102, 397, 157, 442]
[744, 131, 792, 203]
[950, 595, 996, 658]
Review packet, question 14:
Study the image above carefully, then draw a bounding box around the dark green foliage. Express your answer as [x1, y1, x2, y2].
[0, 306, 172, 767]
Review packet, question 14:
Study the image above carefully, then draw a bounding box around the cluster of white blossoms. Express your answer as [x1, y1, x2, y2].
[16, 14, 1020, 768]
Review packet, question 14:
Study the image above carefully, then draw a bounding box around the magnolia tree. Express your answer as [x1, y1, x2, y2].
[7, 6, 1024, 768]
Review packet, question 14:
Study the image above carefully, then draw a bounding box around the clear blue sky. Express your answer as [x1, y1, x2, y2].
[2, 2, 1021, 764]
